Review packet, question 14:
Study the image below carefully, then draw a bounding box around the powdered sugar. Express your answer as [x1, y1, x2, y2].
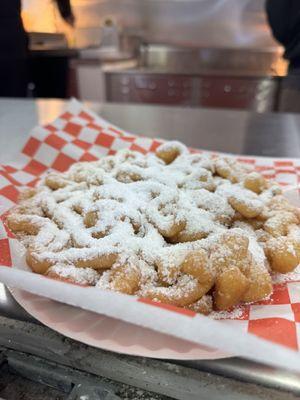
[22, 146, 237, 269]
[9, 140, 298, 313]
[272, 265, 300, 283]
[48, 264, 99, 285]
[216, 182, 264, 213]
[211, 307, 244, 320]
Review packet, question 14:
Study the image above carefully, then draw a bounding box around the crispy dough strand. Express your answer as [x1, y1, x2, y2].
[6, 142, 300, 314]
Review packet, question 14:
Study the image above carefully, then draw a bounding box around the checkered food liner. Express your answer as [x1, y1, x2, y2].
[1, 99, 300, 371]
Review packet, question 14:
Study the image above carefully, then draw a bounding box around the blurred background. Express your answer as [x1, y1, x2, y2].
[7, 1, 290, 111]
[2, 4, 300, 397]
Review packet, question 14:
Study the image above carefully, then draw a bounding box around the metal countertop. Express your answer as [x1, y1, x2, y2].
[105, 67, 283, 78]
[1, 98, 300, 398]
[1, 98, 300, 161]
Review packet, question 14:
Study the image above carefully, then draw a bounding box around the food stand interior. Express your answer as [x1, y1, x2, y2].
[23, 0, 287, 111]
[1, 1, 300, 399]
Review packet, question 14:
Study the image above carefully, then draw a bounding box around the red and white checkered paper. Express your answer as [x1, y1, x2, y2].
[2, 100, 300, 369]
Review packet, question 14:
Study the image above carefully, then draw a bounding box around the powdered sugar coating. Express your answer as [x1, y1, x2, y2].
[48, 264, 100, 285]
[8, 141, 300, 313]
[13, 146, 232, 266]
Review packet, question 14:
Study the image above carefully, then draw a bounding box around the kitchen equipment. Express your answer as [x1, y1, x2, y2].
[105, 71, 278, 112]
[139, 44, 286, 75]
[29, 32, 68, 51]
[105, 45, 286, 111]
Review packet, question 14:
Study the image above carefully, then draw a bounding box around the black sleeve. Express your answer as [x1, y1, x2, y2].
[54, 0, 72, 20]
[265, 0, 292, 46]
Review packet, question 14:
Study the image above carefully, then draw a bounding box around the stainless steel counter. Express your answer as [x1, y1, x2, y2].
[104, 45, 288, 112]
[138, 45, 287, 76]
[1, 98, 300, 160]
[1, 98, 300, 399]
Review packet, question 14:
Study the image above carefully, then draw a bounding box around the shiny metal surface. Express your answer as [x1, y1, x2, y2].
[1, 99, 300, 161]
[0, 286, 35, 323]
[80, 34, 141, 62]
[105, 71, 279, 111]
[139, 44, 287, 76]
[179, 358, 300, 395]
[105, 45, 288, 111]
[1, 316, 297, 400]
[98, 103, 300, 157]
[1, 99, 300, 393]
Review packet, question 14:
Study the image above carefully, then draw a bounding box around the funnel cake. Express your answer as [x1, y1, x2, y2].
[7, 142, 300, 313]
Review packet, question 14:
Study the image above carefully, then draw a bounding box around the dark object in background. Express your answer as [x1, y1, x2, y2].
[0, 0, 74, 98]
[29, 56, 69, 99]
[56, 0, 75, 27]
[0, 0, 28, 97]
[0, 59, 28, 98]
[266, 0, 300, 69]
[28, 0, 75, 99]
[266, 0, 300, 112]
